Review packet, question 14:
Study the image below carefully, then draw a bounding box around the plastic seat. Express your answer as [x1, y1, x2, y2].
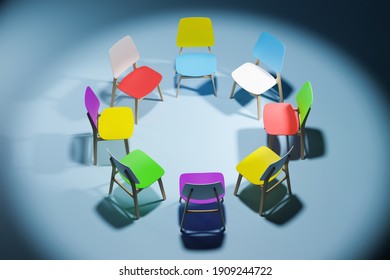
[108, 149, 166, 219]
[234, 146, 293, 216]
[175, 17, 217, 97]
[230, 32, 285, 120]
[85, 86, 134, 165]
[179, 172, 225, 232]
[263, 81, 313, 160]
[109, 35, 163, 124]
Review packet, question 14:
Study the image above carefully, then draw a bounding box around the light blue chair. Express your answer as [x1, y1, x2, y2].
[175, 17, 217, 97]
[230, 32, 285, 120]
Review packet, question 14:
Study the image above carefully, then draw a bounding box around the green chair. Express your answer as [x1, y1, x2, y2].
[107, 149, 166, 219]
[263, 81, 313, 159]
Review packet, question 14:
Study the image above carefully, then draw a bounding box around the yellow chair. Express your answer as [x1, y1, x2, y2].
[234, 146, 293, 216]
[85, 86, 134, 165]
[175, 17, 217, 97]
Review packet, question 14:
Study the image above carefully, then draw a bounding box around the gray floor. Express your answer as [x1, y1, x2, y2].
[1, 0, 389, 259]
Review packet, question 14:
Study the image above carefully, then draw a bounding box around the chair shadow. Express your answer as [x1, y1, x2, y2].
[173, 75, 218, 97]
[237, 182, 303, 225]
[237, 128, 267, 161]
[178, 203, 225, 250]
[96, 187, 164, 228]
[70, 133, 129, 166]
[96, 196, 135, 228]
[267, 127, 326, 160]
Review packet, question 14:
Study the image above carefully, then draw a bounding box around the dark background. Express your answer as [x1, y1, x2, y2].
[0, 0, 389, 259]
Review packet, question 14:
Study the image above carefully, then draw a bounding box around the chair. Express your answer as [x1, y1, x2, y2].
[179, 172, 225, 232]
[108, 149, 166, 219]
[234, 146, 293, 216]
[85, 86, 134, 165]
[109, 35, 163, 124]
[230, 32, 285, 120]
[175, 17, 217, 97]
[263, 81, 313, 160]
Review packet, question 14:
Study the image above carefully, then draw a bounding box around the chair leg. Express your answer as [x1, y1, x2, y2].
[176, 75, 182, 98]
[135, 98, 139, 125]
[268, 135, 273, 149]
[211, 74, 217, 97]
[300, 130, 305, 160]
[123, 139, 130, 154]
[158, 178, 166, 200]
[234, 174, 243, 196]
[93, 132, 98, 165]
[277, 73, 283, 103]
[108, 165, 116, 195]
[157, 85, 164, 101]
[256, 95, 261, 120]
[285, 165, 292, 195]
[214, 189, 225, 229]
[110, 77, 118, 107]
[230, 81, 237, 99]
[180, 199, 190, 232]
[259, 186, 266, 216]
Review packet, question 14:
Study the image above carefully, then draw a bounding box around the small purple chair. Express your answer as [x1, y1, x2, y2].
[179, 172, 226, 232]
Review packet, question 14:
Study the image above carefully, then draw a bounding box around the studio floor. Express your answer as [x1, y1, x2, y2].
[1, 0, 389, 259]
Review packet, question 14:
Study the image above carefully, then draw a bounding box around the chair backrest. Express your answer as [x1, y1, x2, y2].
[296, 81, 313, 126]
[260, 146, 294, 181]
[176, 17, 214, 48]
[253, 32, 285, 73]
[109, 35, 140, 78]
[85, 86, 100, 129]
[107, 150, 140, 184]
[181, 182, 225, 201]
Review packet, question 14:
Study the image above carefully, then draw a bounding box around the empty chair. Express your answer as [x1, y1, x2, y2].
[179, 172, 225, 232]
[108, 149, 166, 219]
[230, 32, 285, 120]
[85, 86, 134, 165]
[109, 35, 163, 124]
[234, 146, 293, 216]
[263, 81, 313, 159]
[175, 17, 217, 97]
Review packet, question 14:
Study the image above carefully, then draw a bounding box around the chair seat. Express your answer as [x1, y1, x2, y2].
[175, 53, 217, 77]
[98, 107, 134, 140]
[119, 150, 165, 189]
[118, 66, 162, 99]
[263, 103, 300, 135]
[232, 62, 276, 95]
[236, 146, 282, 185]
[180, 172, 225, 204]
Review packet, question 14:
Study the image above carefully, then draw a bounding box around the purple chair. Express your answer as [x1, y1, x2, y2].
[179, 172, 226, 232]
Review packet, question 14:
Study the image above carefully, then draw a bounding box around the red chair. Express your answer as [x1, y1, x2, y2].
[109, 35, 163, 124]
[263, 81, 313, 159]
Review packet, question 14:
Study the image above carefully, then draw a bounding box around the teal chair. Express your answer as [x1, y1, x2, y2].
[175, 17, 217, 97]
[107, 149, 166, 219]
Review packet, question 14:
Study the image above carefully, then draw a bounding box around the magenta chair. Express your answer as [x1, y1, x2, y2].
[179, 172, 225, 232]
